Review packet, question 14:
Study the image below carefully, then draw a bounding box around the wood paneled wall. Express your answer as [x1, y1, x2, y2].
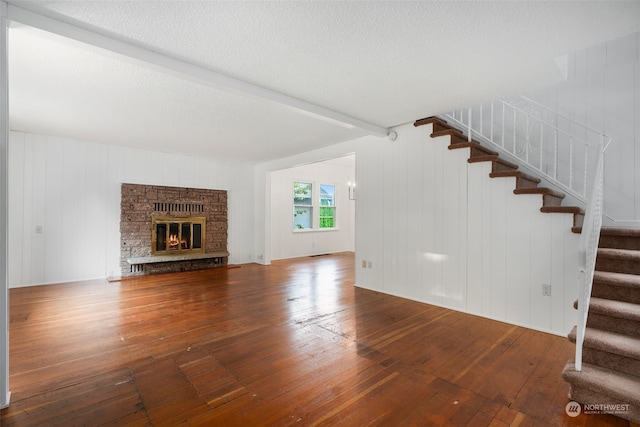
[528, 31, 640, 225]
[355, 123, 580, 336]
[7, 131, 254, 287]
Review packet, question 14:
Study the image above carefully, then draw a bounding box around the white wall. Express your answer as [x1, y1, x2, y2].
[270, 158, 355, 260]
[526, 31, 640, 225]
[253, 139, 359, 264]
[355, 122, 580, 336]
[8, 131, 255, 288]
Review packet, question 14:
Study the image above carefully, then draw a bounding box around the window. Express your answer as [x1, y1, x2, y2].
[293, 182, 312, 229]
[319, 184, 335, 228]
[293, 181, 336, 230]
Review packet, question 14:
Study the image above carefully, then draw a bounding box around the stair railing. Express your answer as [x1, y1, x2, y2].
[575, 141, 606, 371]
[441, 96, 611, 372]
[442, 97, 610, 203]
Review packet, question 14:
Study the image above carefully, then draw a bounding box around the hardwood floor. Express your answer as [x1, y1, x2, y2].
[1, 252, 631, 426]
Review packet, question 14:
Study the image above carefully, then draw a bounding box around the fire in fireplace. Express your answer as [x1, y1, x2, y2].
[152, 216, 206, 255]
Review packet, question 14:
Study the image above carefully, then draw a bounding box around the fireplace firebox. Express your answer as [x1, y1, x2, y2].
[151, 216, 206, 255]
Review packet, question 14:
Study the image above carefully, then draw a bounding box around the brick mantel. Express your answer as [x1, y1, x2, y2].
[120, 183, 228, 277]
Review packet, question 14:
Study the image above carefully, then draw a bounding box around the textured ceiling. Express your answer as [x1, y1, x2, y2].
[7, 1, 640, 164]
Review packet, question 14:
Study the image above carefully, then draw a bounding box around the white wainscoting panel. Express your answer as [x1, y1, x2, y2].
[382, 134, 396, 296]
[530, 211, 552, 332]
[355, 136, 382, 292]
[420, 125, 437, 302]
[488, 175, 508, 321]
[406, 124, 424, 301]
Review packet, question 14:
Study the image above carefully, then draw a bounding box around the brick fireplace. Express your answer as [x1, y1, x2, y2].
[120, 183, 228, 277]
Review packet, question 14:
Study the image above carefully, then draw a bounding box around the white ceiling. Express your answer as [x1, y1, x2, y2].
[6, 1, 640, 164]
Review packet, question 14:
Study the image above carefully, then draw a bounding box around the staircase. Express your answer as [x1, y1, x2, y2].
[416, 116, 640, 423]
[414, 117, 585, 228]
[562, 228, 640, 423]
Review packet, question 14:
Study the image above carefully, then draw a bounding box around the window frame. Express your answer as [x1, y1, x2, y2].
[293, 181, 313, 230]
[292, 180, 338, 232]
[318, 184, 336, 229]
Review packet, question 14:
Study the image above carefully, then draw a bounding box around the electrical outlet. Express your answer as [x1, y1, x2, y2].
[367, 261, 372, 269]
[542, 284, 551, 296]
[35, 225, 43, 234]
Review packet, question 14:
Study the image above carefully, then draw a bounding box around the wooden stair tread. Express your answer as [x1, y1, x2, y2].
[414, 116, 450, 128]
[568, 326, 640, 360]
[467, 155, 518, 169]
[562, 361, 640, 406]
[539, 206, 584, 214]
[447, 142, 498, 156]
[594, 270, 640, 288]
[489, 170, 541, 184]
[597, 247, 640, 261]
[513, 187, 565, 198]
[587, 297, 640, 322]
[431, 128, 465, 139]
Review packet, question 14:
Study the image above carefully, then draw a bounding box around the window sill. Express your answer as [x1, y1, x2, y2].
[293, 228, 339, 233]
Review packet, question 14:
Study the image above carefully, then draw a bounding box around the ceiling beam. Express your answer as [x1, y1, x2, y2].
[6, 3, 391, 138]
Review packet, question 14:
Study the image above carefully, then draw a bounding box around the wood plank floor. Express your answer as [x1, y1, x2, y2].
[1, 252, 632, 426]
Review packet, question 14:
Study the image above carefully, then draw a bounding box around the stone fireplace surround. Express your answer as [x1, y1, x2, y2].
[120, 183, 228, 277]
